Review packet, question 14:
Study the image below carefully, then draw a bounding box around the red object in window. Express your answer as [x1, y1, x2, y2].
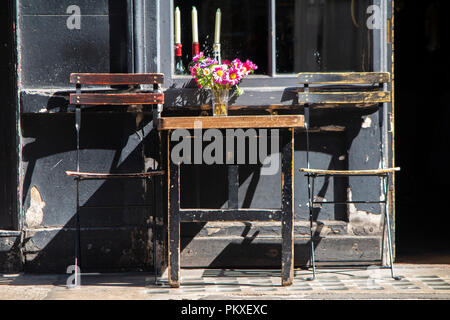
[192, 43, 199, 57]
[175, 43, 182, 57]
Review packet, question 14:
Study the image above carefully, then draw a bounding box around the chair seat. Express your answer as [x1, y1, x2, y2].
[299, 167, 400, 175]
[66, 170, 165, 179]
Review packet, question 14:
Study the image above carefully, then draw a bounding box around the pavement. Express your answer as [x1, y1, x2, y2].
[1, 263, 449, 300]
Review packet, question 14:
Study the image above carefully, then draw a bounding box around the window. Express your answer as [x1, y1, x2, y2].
[276, 0, 374, 73]
[173, 0, 375, 77]
[174, 0, 269, 75]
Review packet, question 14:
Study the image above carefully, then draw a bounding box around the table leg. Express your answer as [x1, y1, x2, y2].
[281, 128, 294, 286]
[168, 130, 180, 288]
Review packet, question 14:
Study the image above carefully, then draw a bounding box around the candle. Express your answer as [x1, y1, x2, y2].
[174, 7, 181, 44]
[192, 6, 198, 43]
[214, 9, 221, 44]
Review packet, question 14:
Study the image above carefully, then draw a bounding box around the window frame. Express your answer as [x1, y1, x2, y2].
[156, 0, 391, 107]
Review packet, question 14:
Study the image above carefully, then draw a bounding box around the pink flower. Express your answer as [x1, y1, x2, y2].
[190, 63, 200, 77]
[193, 52, 204, 62]
[244, 60, 258, 71]
[213, 65, 228, 85]
[224, 67, 243, 86]
[190, 53, 255, 91]
[244, 60, 258, 74]
[231, 59, 243, 70]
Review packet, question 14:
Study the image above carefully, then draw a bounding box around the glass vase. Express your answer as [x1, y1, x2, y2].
[211, 88, 229, 116]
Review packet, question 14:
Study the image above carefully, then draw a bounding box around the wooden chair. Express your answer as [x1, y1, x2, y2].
[297, 72, 401, 280]
[65, 73, 165, 286]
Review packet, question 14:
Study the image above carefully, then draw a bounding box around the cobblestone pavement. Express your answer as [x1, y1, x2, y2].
[1, 264, 449, 300]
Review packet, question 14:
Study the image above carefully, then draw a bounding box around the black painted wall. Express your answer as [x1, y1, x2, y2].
[17, 0, 157, 273]
[9, 0, 393, 273]
[0, 1, 21, 273]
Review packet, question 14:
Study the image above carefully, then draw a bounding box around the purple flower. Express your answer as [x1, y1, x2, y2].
[200, 57, 218, 68]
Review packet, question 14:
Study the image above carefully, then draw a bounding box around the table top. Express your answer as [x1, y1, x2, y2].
[157, 115, 305, 130]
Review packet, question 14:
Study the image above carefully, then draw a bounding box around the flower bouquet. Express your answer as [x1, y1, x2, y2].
[189, 52, 257, 116]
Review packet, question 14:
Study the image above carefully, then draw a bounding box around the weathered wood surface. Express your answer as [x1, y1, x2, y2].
[180, 236, 383, 268]
[70, 93, 164, 105]
[158, 115, 305, 130]
[179, 209, 282, 222]
[281, 129, 294, 286]
[65, 170, 165, 179]
[298, 92, 391, 104]
[302, 125, 346, 133]
[163, 104, 301, 111]
[298, 72, 390, 84]
[299, 167, 400, 175]
[70, 73, 164, 85]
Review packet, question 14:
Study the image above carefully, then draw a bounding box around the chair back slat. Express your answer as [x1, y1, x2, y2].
[298, 91, 390, 104]
[298, 72, 390, 85]
[70, 93, 164, 105]
[70, 73, 164, 85]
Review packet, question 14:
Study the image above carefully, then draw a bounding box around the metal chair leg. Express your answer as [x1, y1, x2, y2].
[73, 105, 81, 287]
[383, 175, 401, 280]
[152, 177, 159, 286]
[74, 178, 81, 287]
[304, 104, 316, 280]
[306, 174, 316, 281]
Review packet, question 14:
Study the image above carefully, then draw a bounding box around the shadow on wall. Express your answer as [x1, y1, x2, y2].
[20, 113, 158, 273]
[19, 98, 378, 273]
[18, 104, 376, 273]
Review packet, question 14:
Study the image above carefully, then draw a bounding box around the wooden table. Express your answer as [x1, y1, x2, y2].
[157, 115, 305, 287]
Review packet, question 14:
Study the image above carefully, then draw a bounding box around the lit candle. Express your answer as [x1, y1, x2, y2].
[192, 6, 198, 43]
[214, 9, 221, 44]
[174, 7, 181, 44]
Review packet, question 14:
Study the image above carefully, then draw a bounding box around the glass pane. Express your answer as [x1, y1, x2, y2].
[276, 0, 374, 73]
[174, 0, 268, 75]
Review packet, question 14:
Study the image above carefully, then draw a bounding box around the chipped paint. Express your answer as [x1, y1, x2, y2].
[347, 188, 382, 235]
[362, 116, 372, 128]
[25, 186, 45, 228]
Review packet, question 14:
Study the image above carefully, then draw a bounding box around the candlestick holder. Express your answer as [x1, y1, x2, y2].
[213, 43, 221, 64]
[174, 43, 185, 75]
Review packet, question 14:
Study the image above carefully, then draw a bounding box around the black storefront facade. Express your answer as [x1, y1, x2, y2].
[0, 0, 398, 275]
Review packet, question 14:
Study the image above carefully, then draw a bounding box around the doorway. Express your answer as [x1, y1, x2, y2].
[0, 1, 18, 231]
[395, 0, 450, 263]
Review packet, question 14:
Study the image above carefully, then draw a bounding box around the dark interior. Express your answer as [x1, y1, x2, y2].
[394, 0, 450, 262]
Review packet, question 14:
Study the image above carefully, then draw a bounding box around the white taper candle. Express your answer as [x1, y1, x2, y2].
[175, 7, 181, 44]
[192, 6, 198, 43]
[214, 9, 221, 44]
